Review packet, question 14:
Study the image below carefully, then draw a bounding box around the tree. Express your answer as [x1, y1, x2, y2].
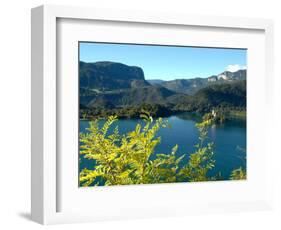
[230, 167, 246, 180]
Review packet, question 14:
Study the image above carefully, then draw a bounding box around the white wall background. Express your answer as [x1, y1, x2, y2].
[0, 0, 280, 229]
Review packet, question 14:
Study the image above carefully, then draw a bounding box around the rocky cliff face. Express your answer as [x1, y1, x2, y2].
[80, 61, 149, 90]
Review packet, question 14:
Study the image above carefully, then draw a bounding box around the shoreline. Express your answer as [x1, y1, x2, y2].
[79, 109, 247, 123]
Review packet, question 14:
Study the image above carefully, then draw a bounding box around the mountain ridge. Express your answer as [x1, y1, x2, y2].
[79, 61, 246, 118]
[147, 69, 246, 95]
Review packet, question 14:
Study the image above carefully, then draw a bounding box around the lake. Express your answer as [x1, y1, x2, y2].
[79, 113, 246, 180]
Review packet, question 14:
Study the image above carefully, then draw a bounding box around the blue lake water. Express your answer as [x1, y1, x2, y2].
[79, 113, 246, 180]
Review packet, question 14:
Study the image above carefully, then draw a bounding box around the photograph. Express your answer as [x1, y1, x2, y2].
[78, 42, 247, 187]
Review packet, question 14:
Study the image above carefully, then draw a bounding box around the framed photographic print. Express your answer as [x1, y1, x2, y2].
[78, 42, 247, 187]
[31, 5, 274, 225]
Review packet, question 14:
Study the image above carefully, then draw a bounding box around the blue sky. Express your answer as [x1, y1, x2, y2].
[79, 42, 247, 80]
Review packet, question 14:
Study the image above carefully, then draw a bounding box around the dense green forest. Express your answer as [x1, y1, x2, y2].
[80, 80, 246, 120]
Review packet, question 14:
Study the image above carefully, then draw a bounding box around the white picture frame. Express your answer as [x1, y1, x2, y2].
[31, 4, 274, 225]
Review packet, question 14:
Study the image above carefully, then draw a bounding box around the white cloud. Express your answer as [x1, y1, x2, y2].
[226, 64, 246, 72]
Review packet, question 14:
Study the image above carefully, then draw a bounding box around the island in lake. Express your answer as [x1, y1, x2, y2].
[79, 42, 247, 187]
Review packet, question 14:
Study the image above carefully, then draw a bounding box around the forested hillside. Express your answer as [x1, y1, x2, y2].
[79, 61, 246, 119]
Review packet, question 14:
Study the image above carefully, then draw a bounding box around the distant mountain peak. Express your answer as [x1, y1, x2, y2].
[149, 69, 246, 95]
